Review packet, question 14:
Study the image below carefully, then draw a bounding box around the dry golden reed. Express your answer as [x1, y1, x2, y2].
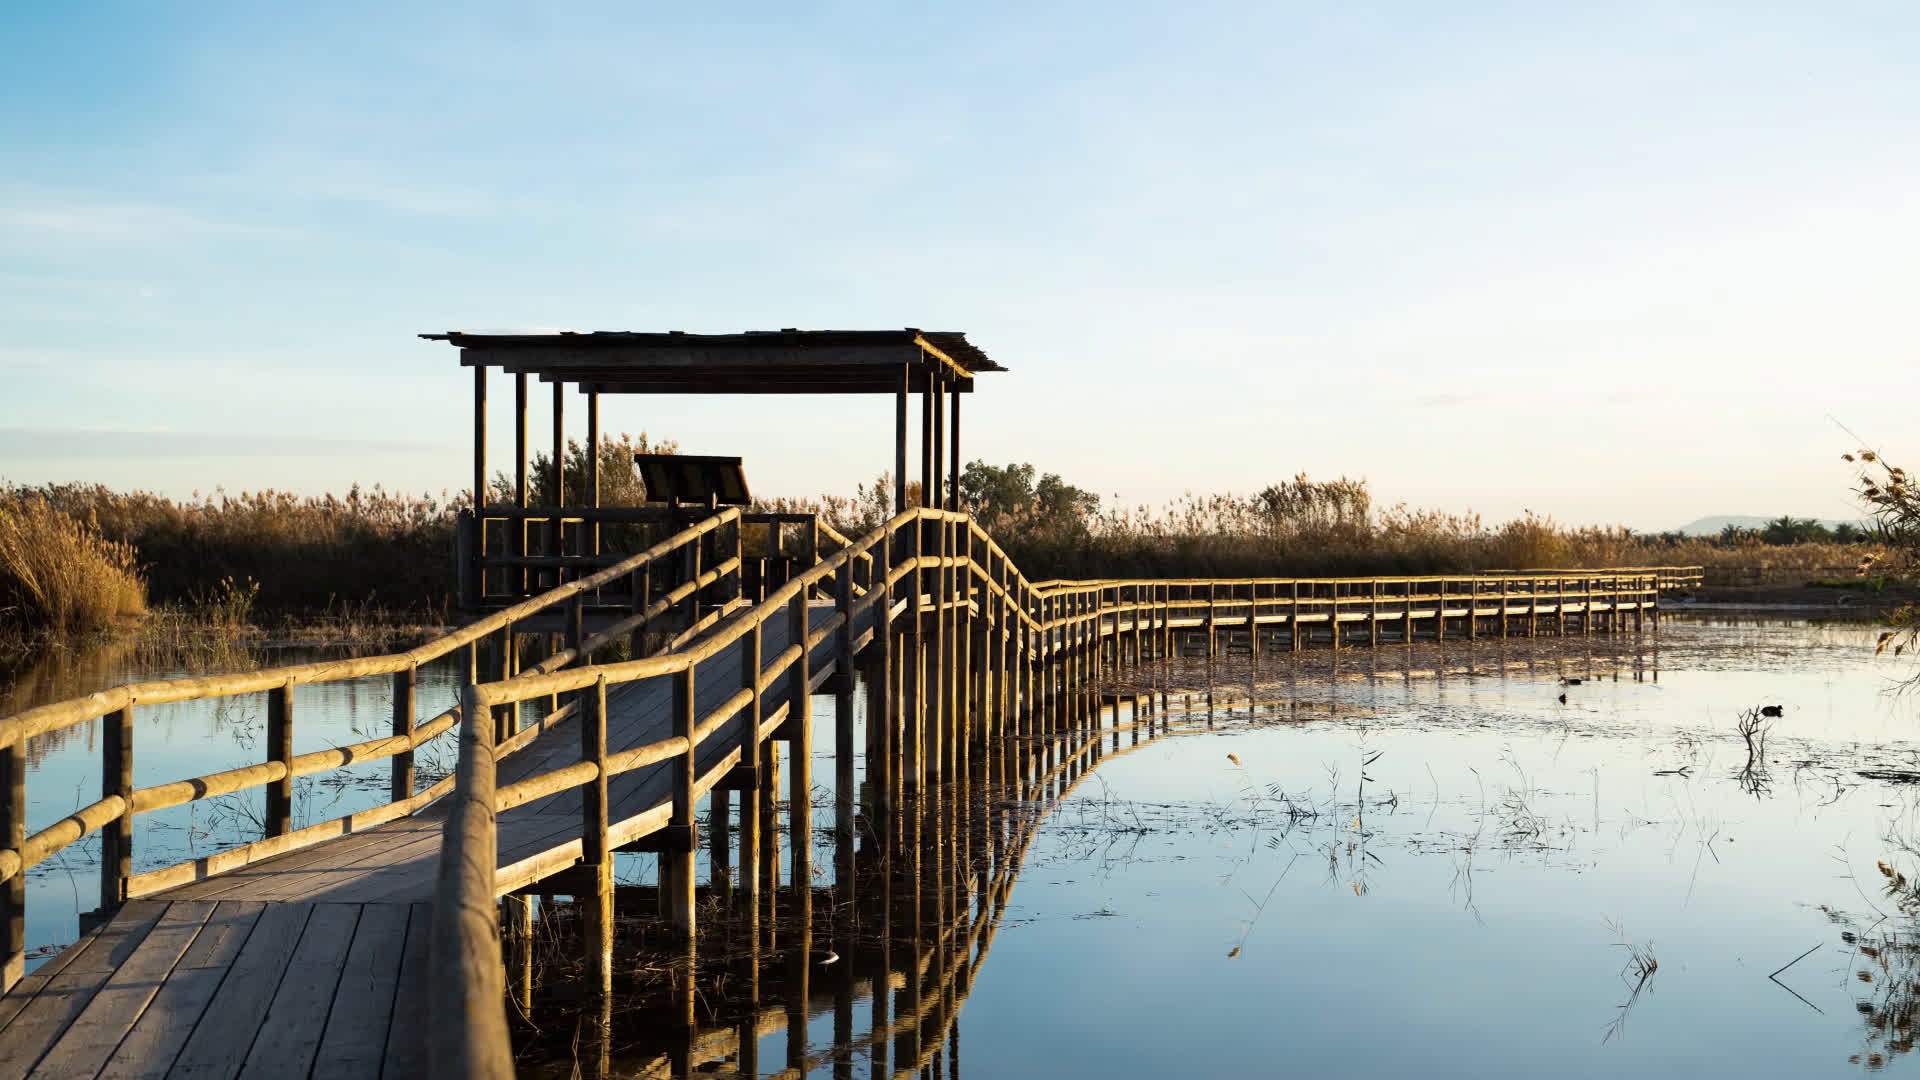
[0, 495, 147, 637]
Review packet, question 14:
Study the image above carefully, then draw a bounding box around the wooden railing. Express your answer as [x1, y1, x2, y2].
[430, 507, 1701, 1074]
[0, 507, 750, 991]
[0, 495, 1700, 1073]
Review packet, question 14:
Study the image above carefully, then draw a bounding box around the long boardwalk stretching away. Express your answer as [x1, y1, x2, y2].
[0, 503, 1700, 1078]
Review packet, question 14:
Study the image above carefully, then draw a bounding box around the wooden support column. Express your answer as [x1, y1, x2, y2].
[1329, 583, 1342, 652]
[100, 705, 133, 912]
[895, 365, 911, 513]
[586, 389, 601, 556]
[834, 566, 856, 892]
[582, 676, 613, 995]
[472, 363, 487, 517]
[472, 363, 488, 600]
[931, 374, 945, 515]
[786, 591, 812, 924]
[514, 372, 528, 596]
[391, 665, 416, 801]
[549, 381, 565, 584]
[875, 530, 896, 812]
[266, 681, 293, 837]
[948, 381, 962, 509]
[1248, 583, 1261, 658]
[668, 667, 697, 936]
[920, 370, 934, 509]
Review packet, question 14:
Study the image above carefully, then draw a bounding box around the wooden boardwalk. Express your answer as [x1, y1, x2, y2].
[0, 600, 872, 1077]
[0, 502, 1699, 1078]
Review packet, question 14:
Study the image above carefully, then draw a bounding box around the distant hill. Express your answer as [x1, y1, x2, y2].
[1672, 515, 1870, 536]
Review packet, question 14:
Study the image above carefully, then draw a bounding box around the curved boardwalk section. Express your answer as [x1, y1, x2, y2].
[0, 504, 1698, 1077]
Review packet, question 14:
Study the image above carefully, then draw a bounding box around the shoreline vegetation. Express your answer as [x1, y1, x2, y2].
[1, 439, 1899, 653]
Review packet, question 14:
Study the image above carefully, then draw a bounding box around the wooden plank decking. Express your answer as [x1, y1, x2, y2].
[0, 603, 869, 1077]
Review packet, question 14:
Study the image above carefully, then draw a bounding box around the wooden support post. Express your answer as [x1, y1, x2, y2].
[876, 531, 896, 811]
[586, 389, 601, 556]
[1369, 580, 1380, 647]
[948, 381, 962, 510]
[549, 381, 565, 585]
[392, 665, 416, 801]
[741, 621, 762, 781]
[668, 667, 697, 936]
[583, 676, 613, 995]
[266, 681, 293, 837]
[1249, 583, 1262, 658]
[1330, 583, 1342, 651]
[471, 363, 487, 530]
[1467, 580, 1478, 640]
[514, 372, 528, 597]
[1205, 583, 1217, 658]
[834, 566, 856, 885]
[100, 705, 133, 912]
[932, 374, 945, 513]
[895, 366, 910, 513]
[1434, 580, 1446, 642]
[709, 788, 731, 905]
[786, 591, 812, 909]
[920, 370, 935, 509]
[1404, 581, 1415, 642]
[491, 624, 513, 743]
[1290, 582, 1302, 652]
[2, 736, 21, 990]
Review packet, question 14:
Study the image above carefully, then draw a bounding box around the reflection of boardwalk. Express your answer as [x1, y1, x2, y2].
[526, 688, 1190, 1080]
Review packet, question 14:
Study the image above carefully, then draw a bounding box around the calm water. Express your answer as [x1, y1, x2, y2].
[12, 616, 1920, 1076]
[3, 636, 471, 957]
[522, 614, 1920, 1078]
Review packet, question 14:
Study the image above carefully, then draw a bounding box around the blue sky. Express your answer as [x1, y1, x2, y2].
[3, 2, 1914, 530]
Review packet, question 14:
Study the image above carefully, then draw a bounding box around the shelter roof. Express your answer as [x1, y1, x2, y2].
[420, 328, 1001, 394]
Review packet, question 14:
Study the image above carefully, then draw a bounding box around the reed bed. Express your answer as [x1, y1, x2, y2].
[0, 493, 146, 639]
[6, 466, 1877, 633]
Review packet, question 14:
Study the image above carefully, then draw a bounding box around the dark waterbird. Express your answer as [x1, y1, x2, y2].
[1760, 704, 1784, 718]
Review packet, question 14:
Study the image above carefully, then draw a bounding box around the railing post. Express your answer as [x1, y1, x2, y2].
[266, 680, 294, 837]
[1, 733, 20, 990]
[583, 676, 612, 995]
[430, 683, 510, 1080]
[491, 624, 514, 743]
[779, 588, 810, 941]
[834, 561, 856, 876]
[668, 666, 697, 936]
[392, 664, 417, 802]
[100, 704, 133, 913]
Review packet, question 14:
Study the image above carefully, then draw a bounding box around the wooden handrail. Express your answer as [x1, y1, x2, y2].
[0, 508, 744, 745]
[0, 507, 746, 892]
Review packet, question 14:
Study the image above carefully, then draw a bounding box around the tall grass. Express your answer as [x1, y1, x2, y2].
[0, 495, 146, 637]
[13, 483, 458, 615]
[5, 467, 1872, 631]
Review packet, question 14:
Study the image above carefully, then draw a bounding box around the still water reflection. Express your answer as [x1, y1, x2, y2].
[517, 616, 1920, 1077]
